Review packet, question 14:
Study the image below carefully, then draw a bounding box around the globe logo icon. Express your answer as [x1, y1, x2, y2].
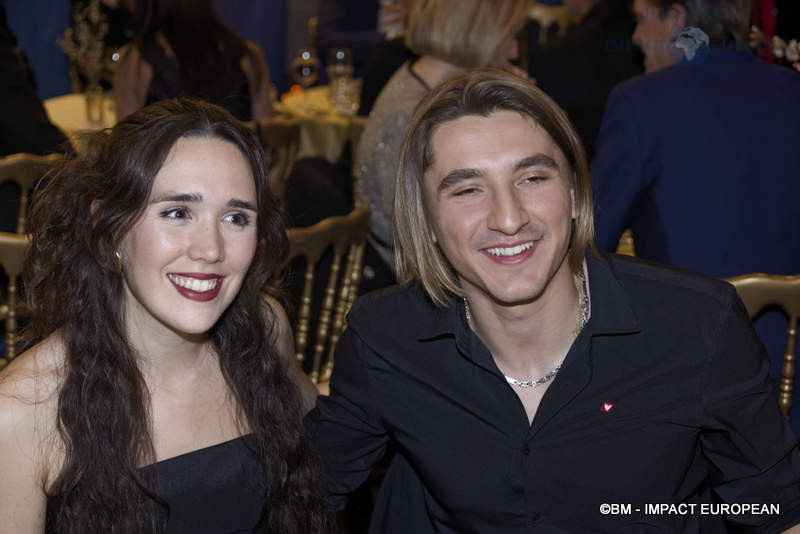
[668, 26, 710, 67]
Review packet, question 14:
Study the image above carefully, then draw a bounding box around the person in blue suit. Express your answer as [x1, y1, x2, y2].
[592, 0, 800, 435]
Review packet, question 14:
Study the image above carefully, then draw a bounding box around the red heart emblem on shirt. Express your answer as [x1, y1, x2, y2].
[601, 402, 614, 413]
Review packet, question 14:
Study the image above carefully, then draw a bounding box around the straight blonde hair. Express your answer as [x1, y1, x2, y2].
[393, 69, 598, 308]
[404, 0, 532, 68]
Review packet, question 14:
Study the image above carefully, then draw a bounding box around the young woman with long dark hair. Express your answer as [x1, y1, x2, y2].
[0, 98, 329, 533]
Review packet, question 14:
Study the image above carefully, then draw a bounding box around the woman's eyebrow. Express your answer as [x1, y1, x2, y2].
[228, 199, 257, 211]
[150, 193, 256, 211]
[150, 192, 202, 203]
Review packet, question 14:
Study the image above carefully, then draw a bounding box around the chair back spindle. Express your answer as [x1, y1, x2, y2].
[0, 232, 30, 369]
[283, 206, 370, 382]
[253, 118, 301, 199]
[0, 153, 62, 233]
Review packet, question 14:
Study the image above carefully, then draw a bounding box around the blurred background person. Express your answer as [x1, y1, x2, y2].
[0, 4, 70, 232]
[0, 99, 327, 533]
[526, 0, 642, 159]
[355, 0, 532, 290]
[313, 0, 415, 114]
[0, 5, 69, 159]
[591, 0, 800, 435]
[1, 0, 71, 99]
[358, 0, 416, 116]
[315, 0, 388, 79]
[113, 0, 275, 121]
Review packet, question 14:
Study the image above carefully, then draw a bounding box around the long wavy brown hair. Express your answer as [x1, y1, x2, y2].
[25, 98, 330, 533]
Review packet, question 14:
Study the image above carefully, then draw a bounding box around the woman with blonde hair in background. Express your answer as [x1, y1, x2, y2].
[355, 0, 532, 288]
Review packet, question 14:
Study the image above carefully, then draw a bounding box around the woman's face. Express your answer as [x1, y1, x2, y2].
[118, 136, 259, 340]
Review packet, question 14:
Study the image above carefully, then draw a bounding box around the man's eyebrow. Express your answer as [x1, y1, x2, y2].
[514, 154, 560, 172]
[437, 153, 560, 193]
[437, 168, 483, 192]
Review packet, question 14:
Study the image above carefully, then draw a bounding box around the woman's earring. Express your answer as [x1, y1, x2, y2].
[115, 250, 123, 272]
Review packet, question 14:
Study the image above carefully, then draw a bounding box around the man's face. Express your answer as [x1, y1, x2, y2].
[632, 0, 684, 72]
[423, 111, 576, 308]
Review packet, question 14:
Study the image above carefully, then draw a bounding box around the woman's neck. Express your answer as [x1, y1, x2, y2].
[127, 324, 216, 390]
[411, 55, 463, 89]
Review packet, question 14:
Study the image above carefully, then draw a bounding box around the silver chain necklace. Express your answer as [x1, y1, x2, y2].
[504, 365, 561, 389]
[464, 264, 589, 389]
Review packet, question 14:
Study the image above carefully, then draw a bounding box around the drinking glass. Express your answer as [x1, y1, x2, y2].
[327, 47, 358, 115]
[290, 47, 320, 110]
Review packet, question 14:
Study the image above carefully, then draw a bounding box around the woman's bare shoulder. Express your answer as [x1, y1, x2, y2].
[262, 294, 292, 354]
[0, 335, 64, 410]
[0, 336, 66, 501]
[0, 336, 66, 447]
[261, 294, 318, 412]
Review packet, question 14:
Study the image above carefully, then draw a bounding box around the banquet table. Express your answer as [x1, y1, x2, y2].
[276, 86, 366, 163]
[43, 89, 366, 165]
[43, 92, 117, 148]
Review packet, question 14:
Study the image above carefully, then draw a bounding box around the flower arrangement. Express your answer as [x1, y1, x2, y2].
[771, 35, 800, 72]
[749, 26, 800, 72]
[58, 0, 110, 89]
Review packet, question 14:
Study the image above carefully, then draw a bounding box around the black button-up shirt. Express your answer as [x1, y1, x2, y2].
[306, 253, 800, 532]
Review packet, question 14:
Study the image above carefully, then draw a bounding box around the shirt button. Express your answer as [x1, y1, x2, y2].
[522, 446, 531, 456]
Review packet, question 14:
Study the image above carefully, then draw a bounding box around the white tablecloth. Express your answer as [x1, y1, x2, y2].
[44, 93, 117, 137]
[277, 86, 363, 162]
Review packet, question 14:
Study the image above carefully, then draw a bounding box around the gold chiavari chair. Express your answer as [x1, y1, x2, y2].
[726, 273, 800, 420]
[0, 232, 30, 369]
[615, 229, 636, 257]
[283, 205, 370, 383]
[0, 153, 61, 233]
[253, 117, 301, 199]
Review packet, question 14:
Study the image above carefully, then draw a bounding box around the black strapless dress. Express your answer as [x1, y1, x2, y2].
[46, 435, 267, 533]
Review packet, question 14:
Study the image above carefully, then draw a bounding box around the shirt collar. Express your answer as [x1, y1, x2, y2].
[416, 249, 641, 343]
[582, 249, 641, 336]
[416, 289, 465, 342]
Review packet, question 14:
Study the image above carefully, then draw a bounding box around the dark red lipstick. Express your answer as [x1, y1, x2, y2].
[167, 273, 224, 302]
